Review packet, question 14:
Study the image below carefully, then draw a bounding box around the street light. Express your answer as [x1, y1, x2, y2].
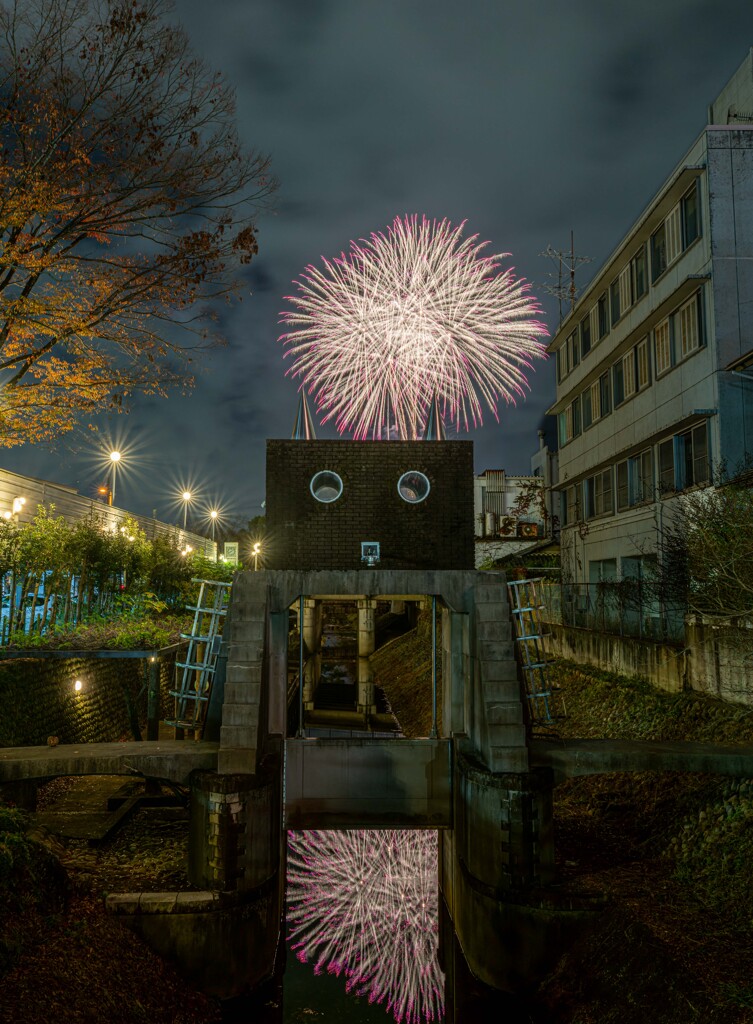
[209, 508, 219, 543]
[109, 451, 121, 506]
[181, 491, 192, 531]
[253, 541, 261, 571]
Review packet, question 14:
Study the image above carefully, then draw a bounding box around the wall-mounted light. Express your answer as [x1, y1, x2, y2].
[2, 511, 11, 521]
[74, 680, 83, 693]
[12, 496, 26, 515]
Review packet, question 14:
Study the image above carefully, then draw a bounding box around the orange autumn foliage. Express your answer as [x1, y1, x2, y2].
[0, 0, 276, 444]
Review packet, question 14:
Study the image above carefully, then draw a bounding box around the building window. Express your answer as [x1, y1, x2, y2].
[659, 424, 710, 495]
[677, 293, 700, 358]
[609, 277, 621, 327]
[636, 337, 650, 389]
[665, 204, 682, 265]
[654, 317, 672, 375]
[589, 558, 618, 583]
[678, 423, 710, 490]
[569, 329, 580, 369]
[580, 313, 591, 358]
[658, 439, 676, 494]
[310, 470, 344, 503]
[598, 293, 609, 340]
[633, 245, 648, 301]
[616, 449, 653, 511]
[682, 184, 700, 247]
[616, 460, 629, 510]
[397, 470, 431, 503]
[634, 448, 653, 502]
[582, 386, 593, 429]
[651, 186, 701, 283]
[565, 484, 581, 525]
[585, 468, 613, 518]
[623, 349, 636, 397]
[613, 358, 624, 407]
[651, 221, 667, 282]
[599, 371, 611, 418]
[590, 380, 600, 422]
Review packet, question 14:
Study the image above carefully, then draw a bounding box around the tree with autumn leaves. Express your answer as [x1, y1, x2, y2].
[0, 0, 275, 444]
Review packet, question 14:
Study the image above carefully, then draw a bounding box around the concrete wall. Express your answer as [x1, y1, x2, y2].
[550, 617, 753, 707]
[265, 439, 474, 570]
[548, 622, 686, 693]
[285, 737, 452, 828]
[0, 653, 177, 746]
[685, 615, 753, 705]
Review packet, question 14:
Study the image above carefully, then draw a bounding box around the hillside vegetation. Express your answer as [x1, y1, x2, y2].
[375, 633, 753, 1023]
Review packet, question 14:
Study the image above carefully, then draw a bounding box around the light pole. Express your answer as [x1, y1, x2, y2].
[109, 451, 121, 506]
[253, 541, 261, 571]
[210, 509, 218, 543]
[181, 491, 192, 531]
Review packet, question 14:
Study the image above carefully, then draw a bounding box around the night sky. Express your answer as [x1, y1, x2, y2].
[3, 1, 753, 527]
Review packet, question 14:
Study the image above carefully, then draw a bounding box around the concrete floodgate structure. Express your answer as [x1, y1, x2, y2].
[147, 567, 593, 998]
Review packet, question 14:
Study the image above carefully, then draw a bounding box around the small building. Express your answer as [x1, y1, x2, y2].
[264, 439, 474, 571]
[548, 49, 753, 587]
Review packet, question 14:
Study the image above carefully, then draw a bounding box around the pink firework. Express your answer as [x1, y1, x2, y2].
[287, 829, 443, 1024]
[279, 215, 548, 439]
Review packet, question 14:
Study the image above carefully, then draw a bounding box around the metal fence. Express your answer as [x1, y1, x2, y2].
[540, 581, 685, 643]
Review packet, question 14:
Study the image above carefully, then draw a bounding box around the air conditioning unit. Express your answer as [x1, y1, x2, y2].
[518, 522, 540, 538]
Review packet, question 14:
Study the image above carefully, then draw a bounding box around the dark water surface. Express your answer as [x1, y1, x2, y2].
[222, 828, 544, 1024]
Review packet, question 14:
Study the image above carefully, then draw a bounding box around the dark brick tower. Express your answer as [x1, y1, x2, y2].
[265, 439, 474, 570]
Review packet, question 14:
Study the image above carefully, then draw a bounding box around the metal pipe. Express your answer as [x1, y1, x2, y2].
[298, 595, 304, 738]
[430, 595, 438, 738]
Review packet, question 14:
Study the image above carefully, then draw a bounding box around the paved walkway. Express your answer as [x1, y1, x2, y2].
[530, 738, 753, 782]
[0, 740, 219, 784]
[4, 736, 753, 789]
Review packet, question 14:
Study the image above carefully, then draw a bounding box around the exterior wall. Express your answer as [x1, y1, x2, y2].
[708, 48, 753, 124]
[0, 464, 213, 555]
[0, 654, 177, 745]
[548, 623, 685, 694]
[265, 440, 474, 570]
[685, 616, 753, 706]
[549, 617, 753, 708]
[550, 66, 753, 584]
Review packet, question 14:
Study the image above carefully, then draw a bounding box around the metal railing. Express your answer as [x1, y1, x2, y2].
[540, 581, 685, 643]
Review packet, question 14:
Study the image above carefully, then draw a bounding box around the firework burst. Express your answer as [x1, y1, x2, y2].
[287, 829, 443, 1024]
[280, 215, 548, 439]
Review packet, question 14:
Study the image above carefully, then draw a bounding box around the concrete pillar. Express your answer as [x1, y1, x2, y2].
[441, 608, 468, 737]
[438, 754, 594, 993]
[302, 598, 322, 710]
[168, 756, 283, 998]
[357, 598, 377, 714]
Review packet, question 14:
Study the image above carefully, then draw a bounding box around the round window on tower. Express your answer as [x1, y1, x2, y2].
[397, 470, 431, 504]
[310, 470, 344, 504]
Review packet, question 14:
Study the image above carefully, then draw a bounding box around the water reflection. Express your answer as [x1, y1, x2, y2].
[287, 830, 444, 1023]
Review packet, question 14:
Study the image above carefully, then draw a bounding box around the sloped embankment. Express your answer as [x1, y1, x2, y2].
[536, 659, 753, 1024]
[370, 614, 441, 737]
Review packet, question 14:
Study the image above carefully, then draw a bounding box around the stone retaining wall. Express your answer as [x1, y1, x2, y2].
[0, 654, 177, 746]
[547, 623, 686, 694]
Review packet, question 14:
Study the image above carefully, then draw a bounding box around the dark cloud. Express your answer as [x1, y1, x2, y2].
[4, 0, 753, 519]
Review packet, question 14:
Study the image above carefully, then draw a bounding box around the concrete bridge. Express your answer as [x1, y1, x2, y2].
[4, 566, 753, 999]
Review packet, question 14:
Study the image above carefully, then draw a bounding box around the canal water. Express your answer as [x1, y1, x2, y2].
[225, 612, 544, 1022]
[223, 828, 543, 1024]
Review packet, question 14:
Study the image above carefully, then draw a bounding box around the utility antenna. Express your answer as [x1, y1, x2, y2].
[540, 230, 593, 327]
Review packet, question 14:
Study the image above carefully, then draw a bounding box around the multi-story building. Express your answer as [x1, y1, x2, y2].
[549, 50, 753, 588]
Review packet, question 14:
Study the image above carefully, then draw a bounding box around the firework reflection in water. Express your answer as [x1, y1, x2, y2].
[280, 214, 548, 440]
[287, 829, 444, 1024]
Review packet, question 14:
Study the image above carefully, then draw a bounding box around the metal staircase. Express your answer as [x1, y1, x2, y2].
[167, 578, 231, 735]
[507, 577, 563, 727]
